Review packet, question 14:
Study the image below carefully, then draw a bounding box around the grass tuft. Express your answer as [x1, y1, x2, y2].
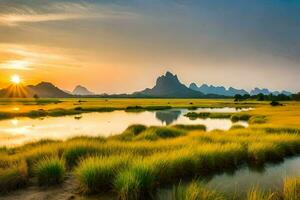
[230, 124, 246, 130]
[63, 145, 98, 168]
[171, 181, 225, 200]
[135, 126, 185, 140]
[74, 156, 130, 193]
[34, 157, 65, 186]
[231, 113, 251, 122]
[172, 124, 206, 131]
[114, 162, 155, 200]
[0, 160, 28, 193]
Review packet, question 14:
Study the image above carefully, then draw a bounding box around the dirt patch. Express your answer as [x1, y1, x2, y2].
[0, 175, 114, 200]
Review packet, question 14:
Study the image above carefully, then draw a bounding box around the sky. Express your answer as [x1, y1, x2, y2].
[0, 0, 300, 93]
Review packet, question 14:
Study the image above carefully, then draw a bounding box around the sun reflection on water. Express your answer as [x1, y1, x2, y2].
[11, 119, 19, 126]
[12, 107, 20, 111]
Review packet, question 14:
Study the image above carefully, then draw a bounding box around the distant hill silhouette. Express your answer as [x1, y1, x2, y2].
[133, 72, 206, 98]
[189, 83, 248, 96]
[250, 88, 270, 96]
[73, 85, 94, 95]
[0, 82, 72, 98]
[0, 71, 294, 98]
[190, 83, 293, 97]
[249, 88, 292, 96]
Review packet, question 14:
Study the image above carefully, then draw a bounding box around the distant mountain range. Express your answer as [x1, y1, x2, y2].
[249, 88, 292, 96]
[133, 72, 207, 98]
[189, 83, 248, 96]
[0, 82, 72, 98]
[72, 85, 94, 96]
[189, 83, 293, 96]
[0, 71, 294, 98]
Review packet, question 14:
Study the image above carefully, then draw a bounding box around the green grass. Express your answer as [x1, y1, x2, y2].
[172, 124, 207, 131]
[184, 111, 254, 123]
[230, 124, 246, 130]
[170, 181, 225, 200]
[34, 157, 66, 186]
[263, 127, 300, 134]
[63, 144, 99, 168]
[1, 100, 300, 198]
[0, 98, 262, 120]
[249, 115, 267, 124]
[0, 160, 28, 193]
[124, 124, 147, 135]
[184, 181, 225, 200]
[2, 123, 300, 197]
[230, 113, 251, 122]
[114, 162, 155, 200]
[134, 126, 185, 141]
[125, 106, 173, 113]
[74, 155, 131, 193]
[247, 143, 284, 165]
[114, 124, 147, 141]
[184, 112, 233, 119]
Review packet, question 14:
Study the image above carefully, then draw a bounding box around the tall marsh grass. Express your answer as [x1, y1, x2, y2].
[114, 162, 155, 200]
[34, 157, 66, 185]
[246, 187, 277, 200]
[134, 126, 185, 141]
[0, 160, 28, 193]
[171, 181, 225, 200]
[2, 115, 300, 197]
[283, 177, 300, 200]
[74, 155, 131, 193]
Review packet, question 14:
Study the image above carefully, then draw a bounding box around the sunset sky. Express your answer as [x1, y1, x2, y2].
[0, 0, 300, 93]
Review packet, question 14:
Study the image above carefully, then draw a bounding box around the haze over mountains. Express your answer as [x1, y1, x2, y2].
[0, 82, 73, 98]
[189, 83, 248, 96]
[190, 83, 293, 96]
[0, 72, 293, 98]
[72, 85, 94, 96]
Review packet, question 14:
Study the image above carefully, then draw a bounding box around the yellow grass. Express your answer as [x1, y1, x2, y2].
[1, 99, 300, 198]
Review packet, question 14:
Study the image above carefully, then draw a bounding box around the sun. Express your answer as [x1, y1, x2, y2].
[11, 75, 21, 84]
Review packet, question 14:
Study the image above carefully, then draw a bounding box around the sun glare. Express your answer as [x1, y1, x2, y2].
[11, 75, 21, 84]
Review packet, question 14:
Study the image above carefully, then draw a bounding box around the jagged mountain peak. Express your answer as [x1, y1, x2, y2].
[190, 82, 248, 96]
[134, 72, 204, 98]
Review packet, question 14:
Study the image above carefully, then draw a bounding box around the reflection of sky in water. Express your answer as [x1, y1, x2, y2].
[206, 157, 300, 197]
[194, 107, 252, 113]
[0, 107, 250, 147]
[158, 157, 300, 199]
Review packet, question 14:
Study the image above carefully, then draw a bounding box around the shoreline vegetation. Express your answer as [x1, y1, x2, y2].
[184, 112, 267, 124]
[0, 98, 265, 121]
[2, 123, 300, 199]
[1, 99, 300, 199]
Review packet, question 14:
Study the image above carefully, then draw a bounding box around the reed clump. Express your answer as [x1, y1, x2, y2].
[171, 181, 225, 200]
[114, 162, 155, 200]
[2, 115, 300, 198]
[34, 157, 66, 186]
[184, 112, 232, 119]
[134, 126, 185, 141]
[0, 160, 28, 193]
[74, 155, 131, 193]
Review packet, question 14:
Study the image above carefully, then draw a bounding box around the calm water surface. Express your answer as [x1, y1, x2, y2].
[0, 107, 250, 146]
[158, 156, 300, 199]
